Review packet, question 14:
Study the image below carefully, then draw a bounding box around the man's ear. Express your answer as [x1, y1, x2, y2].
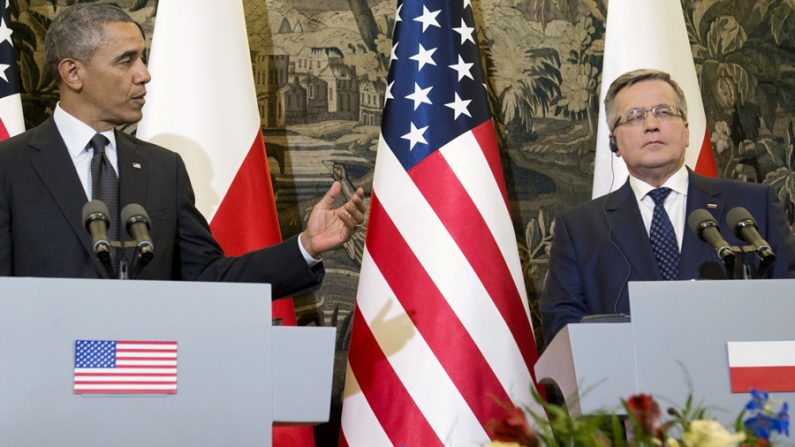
[57, 58, 83, 91]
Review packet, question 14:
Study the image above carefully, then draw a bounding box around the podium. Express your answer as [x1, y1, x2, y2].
[535, 279, 795, 424]
[0, 277, 335, 447]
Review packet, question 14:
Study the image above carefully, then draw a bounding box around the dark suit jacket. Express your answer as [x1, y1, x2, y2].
[539, 171, 795, 343]
[0, 118, 323, 298]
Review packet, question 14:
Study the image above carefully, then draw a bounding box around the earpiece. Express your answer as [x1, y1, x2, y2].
[609, 135, 618, 153]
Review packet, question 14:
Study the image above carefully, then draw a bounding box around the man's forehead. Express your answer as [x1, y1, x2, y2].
[616, 80, 677, 107]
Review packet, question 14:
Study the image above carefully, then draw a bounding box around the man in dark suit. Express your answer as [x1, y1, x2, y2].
[0, 4, 365, 298]
[539, 69, 795, 343]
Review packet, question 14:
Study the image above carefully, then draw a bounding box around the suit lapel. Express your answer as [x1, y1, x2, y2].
[605, 181, 661, 280]
[28, 119, 97, 261]
[680, 171, 726, 278]
[117, 131, 148, 243]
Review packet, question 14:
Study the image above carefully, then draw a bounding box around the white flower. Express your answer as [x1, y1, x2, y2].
[682, 420, 745, 447]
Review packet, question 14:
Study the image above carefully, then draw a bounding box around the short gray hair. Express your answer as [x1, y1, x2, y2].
[604, 69, 688, 132]
[45, 3, 138, 81]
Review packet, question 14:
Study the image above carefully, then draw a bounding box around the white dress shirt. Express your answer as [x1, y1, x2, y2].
[627, 165, 689, 250]
[52, 103, 118, 200]
[52, 103, 319, 265]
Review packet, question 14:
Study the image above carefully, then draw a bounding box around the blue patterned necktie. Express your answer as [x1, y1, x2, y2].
[648, 187, 679, 280]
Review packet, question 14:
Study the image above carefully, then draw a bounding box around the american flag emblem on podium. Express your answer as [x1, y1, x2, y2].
[73, 340, 178, 394]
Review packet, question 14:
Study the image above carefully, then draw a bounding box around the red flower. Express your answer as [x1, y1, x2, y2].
[487, 404, 538, 446]
[627, 394, 662, 436]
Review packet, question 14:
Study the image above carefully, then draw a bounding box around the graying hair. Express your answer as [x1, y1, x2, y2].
[604, 68, 688, 132]
[45, 3, 137, 81]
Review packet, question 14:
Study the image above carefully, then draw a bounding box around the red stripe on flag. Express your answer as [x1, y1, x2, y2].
[730, 366, 795, 393]
[116, 340, 176, 344]
[0, 118, 9, 141]
[471, 120, 510, 207]
[74, 373, 174, 377]
[694, 130, 717, 177]
[365, 194, 515, 428]
[75, 389, 176, 394]
[410, 149, 538, 375]
[210, 131, 280, 255]
[209, 131, 299, 326]
[348, 306, 443, 446]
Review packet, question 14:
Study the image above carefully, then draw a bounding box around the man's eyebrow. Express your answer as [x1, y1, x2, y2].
[114, 49, 142, 62]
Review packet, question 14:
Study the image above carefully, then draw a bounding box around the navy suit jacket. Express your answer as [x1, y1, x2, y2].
[0, 118, 323, 297]
[539, 171, 795, 343]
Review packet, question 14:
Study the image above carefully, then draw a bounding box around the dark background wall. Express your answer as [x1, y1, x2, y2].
[9, 0, 794, 444]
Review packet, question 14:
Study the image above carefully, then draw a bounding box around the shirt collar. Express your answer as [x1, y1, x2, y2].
[628, 165, 689, 202]
[53, 103, 117, 160]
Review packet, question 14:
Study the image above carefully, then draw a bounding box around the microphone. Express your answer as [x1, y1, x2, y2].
[687, 209, 734, 261]
[121, 204, 155, 272]
[82, 200, 114, 276]
[726, 207, 775, 261]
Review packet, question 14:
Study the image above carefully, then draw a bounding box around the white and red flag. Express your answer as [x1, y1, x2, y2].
[136, 2, 313, 445]
[592, 0, 717, 198]
[0, 2, 25, 140]
[340, 1, 543, 445]
[728, 341, 795, 393]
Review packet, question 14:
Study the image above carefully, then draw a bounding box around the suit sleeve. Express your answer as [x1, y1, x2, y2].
[538, 213, 591, 344]
[171, 155, 324, 297]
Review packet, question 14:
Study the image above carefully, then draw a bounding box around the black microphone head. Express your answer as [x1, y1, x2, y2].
[121, 203, 151, 231]
[82, 200, 110, 230]
[687, 208, 718, 240]
[727, 206, 756, 232]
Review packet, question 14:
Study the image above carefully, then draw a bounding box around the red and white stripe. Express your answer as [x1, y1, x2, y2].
[0, 93, 24, 140]
[341, 120, 542, 446]
[592, 0, 717, 198]
[74, 341, 177, 394]
[136, 2, 312, 444]
[728, 341, 795, 393]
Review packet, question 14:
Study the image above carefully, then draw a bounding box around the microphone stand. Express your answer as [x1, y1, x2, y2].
[727, 245, 773, 279]
[104, 240, 152, 280]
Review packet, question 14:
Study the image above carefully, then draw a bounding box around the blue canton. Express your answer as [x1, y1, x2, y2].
[74, 340, 117, 368]
[382, 0, 490, 172]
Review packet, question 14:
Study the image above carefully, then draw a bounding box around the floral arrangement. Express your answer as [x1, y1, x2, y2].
[487, 390, 789, 447]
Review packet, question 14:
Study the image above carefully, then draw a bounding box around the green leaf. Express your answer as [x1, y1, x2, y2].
[755, 82, 778, 131]
[718, 63, 750, 104]
[706, 15, 748, 57]
[770, 3, 794, 45]
[745, 0, 775, 32]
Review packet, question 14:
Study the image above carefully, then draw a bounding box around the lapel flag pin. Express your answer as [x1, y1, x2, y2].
[132, 162, 142, 169]
[707, 203, 718, 209]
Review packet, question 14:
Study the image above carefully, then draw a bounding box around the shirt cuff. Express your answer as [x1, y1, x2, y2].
[298, 232, 322, 267]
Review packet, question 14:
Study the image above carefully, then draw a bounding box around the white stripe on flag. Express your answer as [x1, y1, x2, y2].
[74, 376, 177, 382]
[340, 362, 394, 447]
[74, 368, 177, 374]
[116, 360, 178, 366]
[728, 341, 795, 367]
[356, 248, 488, 444]
[73, 384, 177, 390]
[373, 138, 535, 406]
[116, 343, 177, 350]
[440, 130, 530, 314]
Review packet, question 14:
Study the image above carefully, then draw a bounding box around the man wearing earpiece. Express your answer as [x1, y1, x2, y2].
[539, 68, 795, 344]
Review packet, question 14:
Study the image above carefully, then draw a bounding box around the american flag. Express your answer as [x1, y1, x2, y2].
[73, 340, 178, 394]
[340, 1, 542, 445]
[0, 0, 25, 140]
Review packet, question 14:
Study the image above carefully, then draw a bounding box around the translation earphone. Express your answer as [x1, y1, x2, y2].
[609, 135, 618, 153]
